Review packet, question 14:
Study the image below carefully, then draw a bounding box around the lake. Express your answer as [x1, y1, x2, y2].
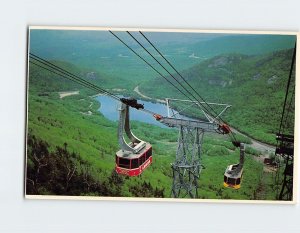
[96, 95, 170, 127]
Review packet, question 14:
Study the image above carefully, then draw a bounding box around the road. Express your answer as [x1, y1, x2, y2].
[231, 128, 275, 153]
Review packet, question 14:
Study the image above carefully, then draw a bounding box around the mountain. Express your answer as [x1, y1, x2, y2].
[29, 30, 296, 89]
[139, 48, 295, 144]
[188, 34, 296, 57]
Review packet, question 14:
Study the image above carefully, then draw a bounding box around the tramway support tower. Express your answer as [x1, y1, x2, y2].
[158, 99, 231, 198]
[171, 126, 204, 198]
[275, 133, 294, 200]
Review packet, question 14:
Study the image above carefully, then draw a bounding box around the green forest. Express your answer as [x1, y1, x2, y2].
[140, 49, 296, 144]
[26, 30, 296, 200]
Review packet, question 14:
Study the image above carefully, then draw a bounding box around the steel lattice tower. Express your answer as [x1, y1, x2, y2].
[171, 126, 204, 198]
[275, 133, 294, 201]
[159, 98, 231, 198]
[278, 156, 293, 200]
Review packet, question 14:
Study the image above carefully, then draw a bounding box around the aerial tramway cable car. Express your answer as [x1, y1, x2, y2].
[224, 142, 245, 189]
[115, 100, 153, 176]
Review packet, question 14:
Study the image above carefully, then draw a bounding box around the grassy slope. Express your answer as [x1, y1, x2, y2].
[27, 91, 174, 196]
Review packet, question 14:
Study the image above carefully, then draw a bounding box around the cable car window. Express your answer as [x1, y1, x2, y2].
[118, 158, 130, 168]
[224, 176, 227, 182]
[228, 177, 236, 185]
[236, 178, 241, 185]
[139, 155, 145, 165]
[146, 148, 152, 159]
[131, 159, 138, 169]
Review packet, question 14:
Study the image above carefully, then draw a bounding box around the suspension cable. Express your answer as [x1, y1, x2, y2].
[108, 31, 197, 102]
[29, 60, 119, 101]
[282, 88, 295, 134]
[30, 54, 169, 115]
[139, 31, 222, 119]
[138, 31, 238, 143]
[278, 42, 297, 135]
[122, 31, 238, 143]
[126, 31, 215, 117]
[29, 53, 121, 101]
[112, 30, 235, 138]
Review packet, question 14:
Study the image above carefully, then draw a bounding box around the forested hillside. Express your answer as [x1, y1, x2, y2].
[140, 48, 295, 144]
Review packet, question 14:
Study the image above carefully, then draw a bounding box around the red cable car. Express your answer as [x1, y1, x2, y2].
[115, 101, 153, 176]
[116, 143, 152, 176]
[219, 124, 231, 134]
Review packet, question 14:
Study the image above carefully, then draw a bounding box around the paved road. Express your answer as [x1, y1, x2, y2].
[231, 128, 275, 153]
